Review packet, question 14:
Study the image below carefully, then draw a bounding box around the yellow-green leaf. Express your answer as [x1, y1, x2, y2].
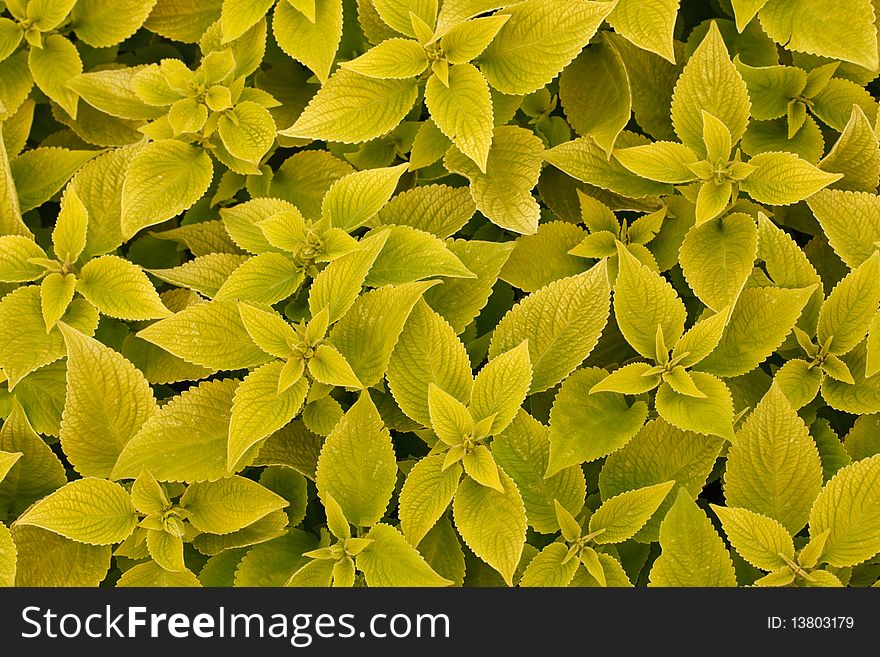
[280, 69, 418, 143]
[77, 255, 171, 320]
[670, 22, 750, 157]
[809, 454, 880, 567]
[15, 478, 137, 545]
[453, 468, 526, 586]
[121, 140, 213, 239]
[725, 385, 823, 534]
[181, 475, 288, 535]
[315, 393, 398, 527]
[58, 323, 158, 478]
[490, 263, 610, 393]
[648, 489, 737, 586]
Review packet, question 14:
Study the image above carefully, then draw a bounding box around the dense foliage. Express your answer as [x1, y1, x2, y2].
[1, 0, 880, 588]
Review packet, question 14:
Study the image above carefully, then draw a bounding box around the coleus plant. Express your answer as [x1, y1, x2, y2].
[1, 0, 880, 589]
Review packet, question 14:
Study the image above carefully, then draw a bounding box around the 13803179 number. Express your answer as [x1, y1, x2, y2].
[790, 617, 855, 629]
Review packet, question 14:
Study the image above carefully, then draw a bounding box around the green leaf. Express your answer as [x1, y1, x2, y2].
[181, 476, 287, 535]
[28, 34, 81, 118]
[696, 286, 815, 377]
[519, 542, 579, 587]
[759, 0, 878, 70]
[357, 523, 452, 587]
[52, 185, 89, 266]
[614, 244, 685, 359]
[453, 468, 526, 586]
[71, 144, 141, 260]
[113, 379, 239, 483]
[399, 454, 462, 546]
[221, 0, 274, 42]
[227, 361, 309, 470]
[377, 184, 475, 239]
[308, 231, 389, 323]
[58, 323, 157, 478]
[0, 456, 23, 488]
[607, 0, 679, 63]
[570, 553, 632, 587]
[285, 558, 334, 587]
[544, 135, 674, 198]
[819, 106, 880, 193]
[670, 22, 750, 157]
[329, 281, 436, 387]
[741, 151, 841, 205]
[364, 226, 474, 286]
[589, 362, 661, 395]
[11, 525, 110, 586]
[731, 0, 768, 32]
[38, 273, 72, 331]
[0, 521, 15, 586]
[725, 385, 823, 534]
[673, 310, 729, 368]
[315, 393, 398, 527]
[217, 101, 276, 166]
[589, 481, 675, 544]
[77, 255, 170, 321]
[0, 399, 67, 519]
[811, 77, 878, 133]
[273, 0, 342, 83]
[444, 125, 544, 235]
[493, 410, 586, 534]
[655, 371, 735, 441]
[136, 299, 272, 371]
[0, 124, 26, 237]
[441, 14, 509, 64]
[600, 419, 724, 543]
[117, 560, 201, 587]
[470, 341, 531, 434]
[372, 0, 437, 36]
[426, 63, 493, 172]
[679, 213, 757, 311]
[613, 141, 699, 184]
[308, 345, 362, 389]
[149, 253, 248, 299]
[387, 300, 473, 427]
[221, 197, 292, 254]
[821, 341, 880, 415]
[501, 222, 587, 293]
[424, 239, 514, 333]
[147, 530, 185, 572]
[0, 287, 98, 387]
[0, 235, 47, 282]
[428, 384, 472, 445]
[72, 0, 157, 47]
[548, 367, 648, 475]
[322, 163, 409, 232]
[489, 263, 610, 393]
[233, 529, 317, 586]
[342, 38, 428, 79]
[711, 505, 795, 572]
[478, 0, 615, 95]
[15, 478, 137, 545]
[809, 455, 880, 567]
[808, 190, 880, 269]
[775, 359, 822, 410]
[214, 253, 303, 305]
[11, 148, 97, 213]
[280, 69, 418, 143]
[648, 489, 737, 586]
[558, 37, 630, 156]
[817, 252, 880, 356]
[121, 140, 213, 240]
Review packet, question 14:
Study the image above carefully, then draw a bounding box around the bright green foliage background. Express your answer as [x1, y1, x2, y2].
[0, 0, 879, 588]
